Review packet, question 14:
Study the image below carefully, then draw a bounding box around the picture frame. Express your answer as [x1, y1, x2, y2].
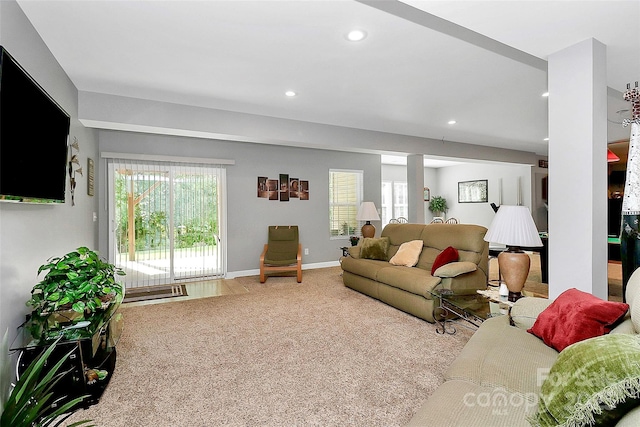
[267, 179, 279, 200]
[458, 179, 488, 203]
[299, 180, 309, 200]
[279, 174, 289, 202]
[257, 176, 268, 198]
[289, 178, 299, 198]
[423, 187, 430, 201]
[87, 158, 95, 196]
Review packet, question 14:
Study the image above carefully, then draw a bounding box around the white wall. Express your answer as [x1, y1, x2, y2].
[381, 162, 538, 229]
[0, 0, 99, 378]
[435, 162, 534, 229]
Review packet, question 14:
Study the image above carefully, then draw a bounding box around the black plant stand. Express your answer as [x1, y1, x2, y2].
[10, 298, 123, 414]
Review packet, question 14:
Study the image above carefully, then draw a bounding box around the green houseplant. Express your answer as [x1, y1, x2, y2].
[428, 196, 448, 217]
[0, 336, 93, 427]
[26, 247, 125, 339]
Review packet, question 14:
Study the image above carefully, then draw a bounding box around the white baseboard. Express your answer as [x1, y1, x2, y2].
[226, 261, 340, 279]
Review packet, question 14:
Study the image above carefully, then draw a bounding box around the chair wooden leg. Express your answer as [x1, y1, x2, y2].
[297, 264, 302, 283]
[260, 265, 266, 283]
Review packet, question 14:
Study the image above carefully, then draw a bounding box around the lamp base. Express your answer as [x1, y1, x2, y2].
[361, 222, 375, 238]
[497, 248, 530, 302]
[508, 291, 522, 302]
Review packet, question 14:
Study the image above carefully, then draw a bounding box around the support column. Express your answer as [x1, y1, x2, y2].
[407, 154, 425, 223]
[548, 39, 608, 299]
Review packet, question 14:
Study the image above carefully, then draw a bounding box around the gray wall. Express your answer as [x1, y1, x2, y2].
[97, 131, 382, 274]
[0, 0, 99, 376]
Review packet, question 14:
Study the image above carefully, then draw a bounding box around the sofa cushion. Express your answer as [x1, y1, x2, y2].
[407, 380, 534, 427]
[446, 315, 558, 396]
[340, 257, 388, 281]
[376, 266, 441, 297]
[527, 288, 629, 352]
[531, 333, 640, 427]
[433, 261, 477, 278]
[388, 239, 423, 267]
[431, 246, 459, 274]
[360, 237, 390, 261]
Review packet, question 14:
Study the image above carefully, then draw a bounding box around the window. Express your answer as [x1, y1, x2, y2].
[381, 180, 408, 226]
[329, 169, 363, 238]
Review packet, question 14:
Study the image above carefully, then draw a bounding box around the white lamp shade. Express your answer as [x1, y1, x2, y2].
[356, 201, 380, 221]
[484, 205, 542, 247]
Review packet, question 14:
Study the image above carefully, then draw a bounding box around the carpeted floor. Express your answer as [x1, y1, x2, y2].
[66, 267, 472, 427]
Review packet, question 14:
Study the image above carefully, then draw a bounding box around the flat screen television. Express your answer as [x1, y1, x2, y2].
[0, 45, 70, 204]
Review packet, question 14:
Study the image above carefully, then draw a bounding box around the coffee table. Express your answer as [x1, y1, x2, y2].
[430, 288, 511, 334]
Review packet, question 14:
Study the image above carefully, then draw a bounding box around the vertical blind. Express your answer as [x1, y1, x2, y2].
[105, 155, 228, 289]
[329, 169, 363, 238]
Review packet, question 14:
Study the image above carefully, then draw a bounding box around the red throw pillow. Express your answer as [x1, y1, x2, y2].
[431, 246, 459, 275]
[528, 288, 629, 352]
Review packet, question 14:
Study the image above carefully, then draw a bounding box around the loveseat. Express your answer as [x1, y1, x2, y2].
[341, 223, 489, 323]
[407, 268, 640, 426]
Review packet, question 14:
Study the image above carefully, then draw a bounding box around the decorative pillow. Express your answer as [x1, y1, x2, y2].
[433, 261, 477, 278]
[527, 288, 629, 352]
[360, 237, 390, 261]
[389, 240, 423, 267]
[530, 333, 640, 427]
[431, 246, 459, 275]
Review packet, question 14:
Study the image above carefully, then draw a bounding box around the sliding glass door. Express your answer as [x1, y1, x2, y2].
[107, 159, 226, 289]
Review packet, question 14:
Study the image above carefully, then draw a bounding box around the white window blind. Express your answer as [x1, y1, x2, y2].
[329, 169, 363, 238]
[107, 157, 227, 289]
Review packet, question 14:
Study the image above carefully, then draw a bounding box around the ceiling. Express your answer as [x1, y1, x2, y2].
[16, 0, 640, 161]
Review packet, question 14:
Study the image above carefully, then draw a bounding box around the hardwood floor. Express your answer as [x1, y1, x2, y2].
[123, 277, 248, 307]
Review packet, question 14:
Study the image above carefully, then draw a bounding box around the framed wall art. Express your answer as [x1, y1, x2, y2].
[258, 174, 309, 201]
[458, 179, 488, 203]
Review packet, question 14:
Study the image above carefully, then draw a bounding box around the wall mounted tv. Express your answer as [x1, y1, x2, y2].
[0, 45, 70, 204]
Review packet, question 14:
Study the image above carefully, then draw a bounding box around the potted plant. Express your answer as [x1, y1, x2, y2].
[349, 236, 360, 246]
[428, 196, 448, 218]
[0, 336, 93, 427]
[26, 247, 125, 339]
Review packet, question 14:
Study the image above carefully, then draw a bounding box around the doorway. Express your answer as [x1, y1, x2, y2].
[107, 159, 227, 289]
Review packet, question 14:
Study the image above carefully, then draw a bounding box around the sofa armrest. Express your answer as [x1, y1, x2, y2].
[433, 261, 477, 278]
[509, 297, 552, 330]
[347, 246, 361, 259]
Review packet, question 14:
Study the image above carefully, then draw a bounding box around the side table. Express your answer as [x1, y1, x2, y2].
[431, 288, 510, 334]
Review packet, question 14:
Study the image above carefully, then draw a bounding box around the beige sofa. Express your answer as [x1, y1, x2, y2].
[341, 223, 489, 323]
[407, 269, 640, 426]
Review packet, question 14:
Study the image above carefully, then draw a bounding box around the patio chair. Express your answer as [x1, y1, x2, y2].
[260, 225, 302, 283]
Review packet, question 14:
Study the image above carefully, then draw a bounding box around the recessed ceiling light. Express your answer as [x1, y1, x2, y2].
[448, 120, 456, 125]
[285, 91, 296, 97]
[346, 29, 367, 42]
[542, 92, 549, 97]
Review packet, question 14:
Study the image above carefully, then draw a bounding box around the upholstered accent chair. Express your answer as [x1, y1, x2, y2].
[260, 225, 302, 283]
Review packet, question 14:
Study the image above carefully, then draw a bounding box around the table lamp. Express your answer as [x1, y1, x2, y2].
[483, 205, 542, 301]
[356, 201, 380, 238]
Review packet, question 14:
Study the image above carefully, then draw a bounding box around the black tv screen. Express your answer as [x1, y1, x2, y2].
[0, 46, 70, 203]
